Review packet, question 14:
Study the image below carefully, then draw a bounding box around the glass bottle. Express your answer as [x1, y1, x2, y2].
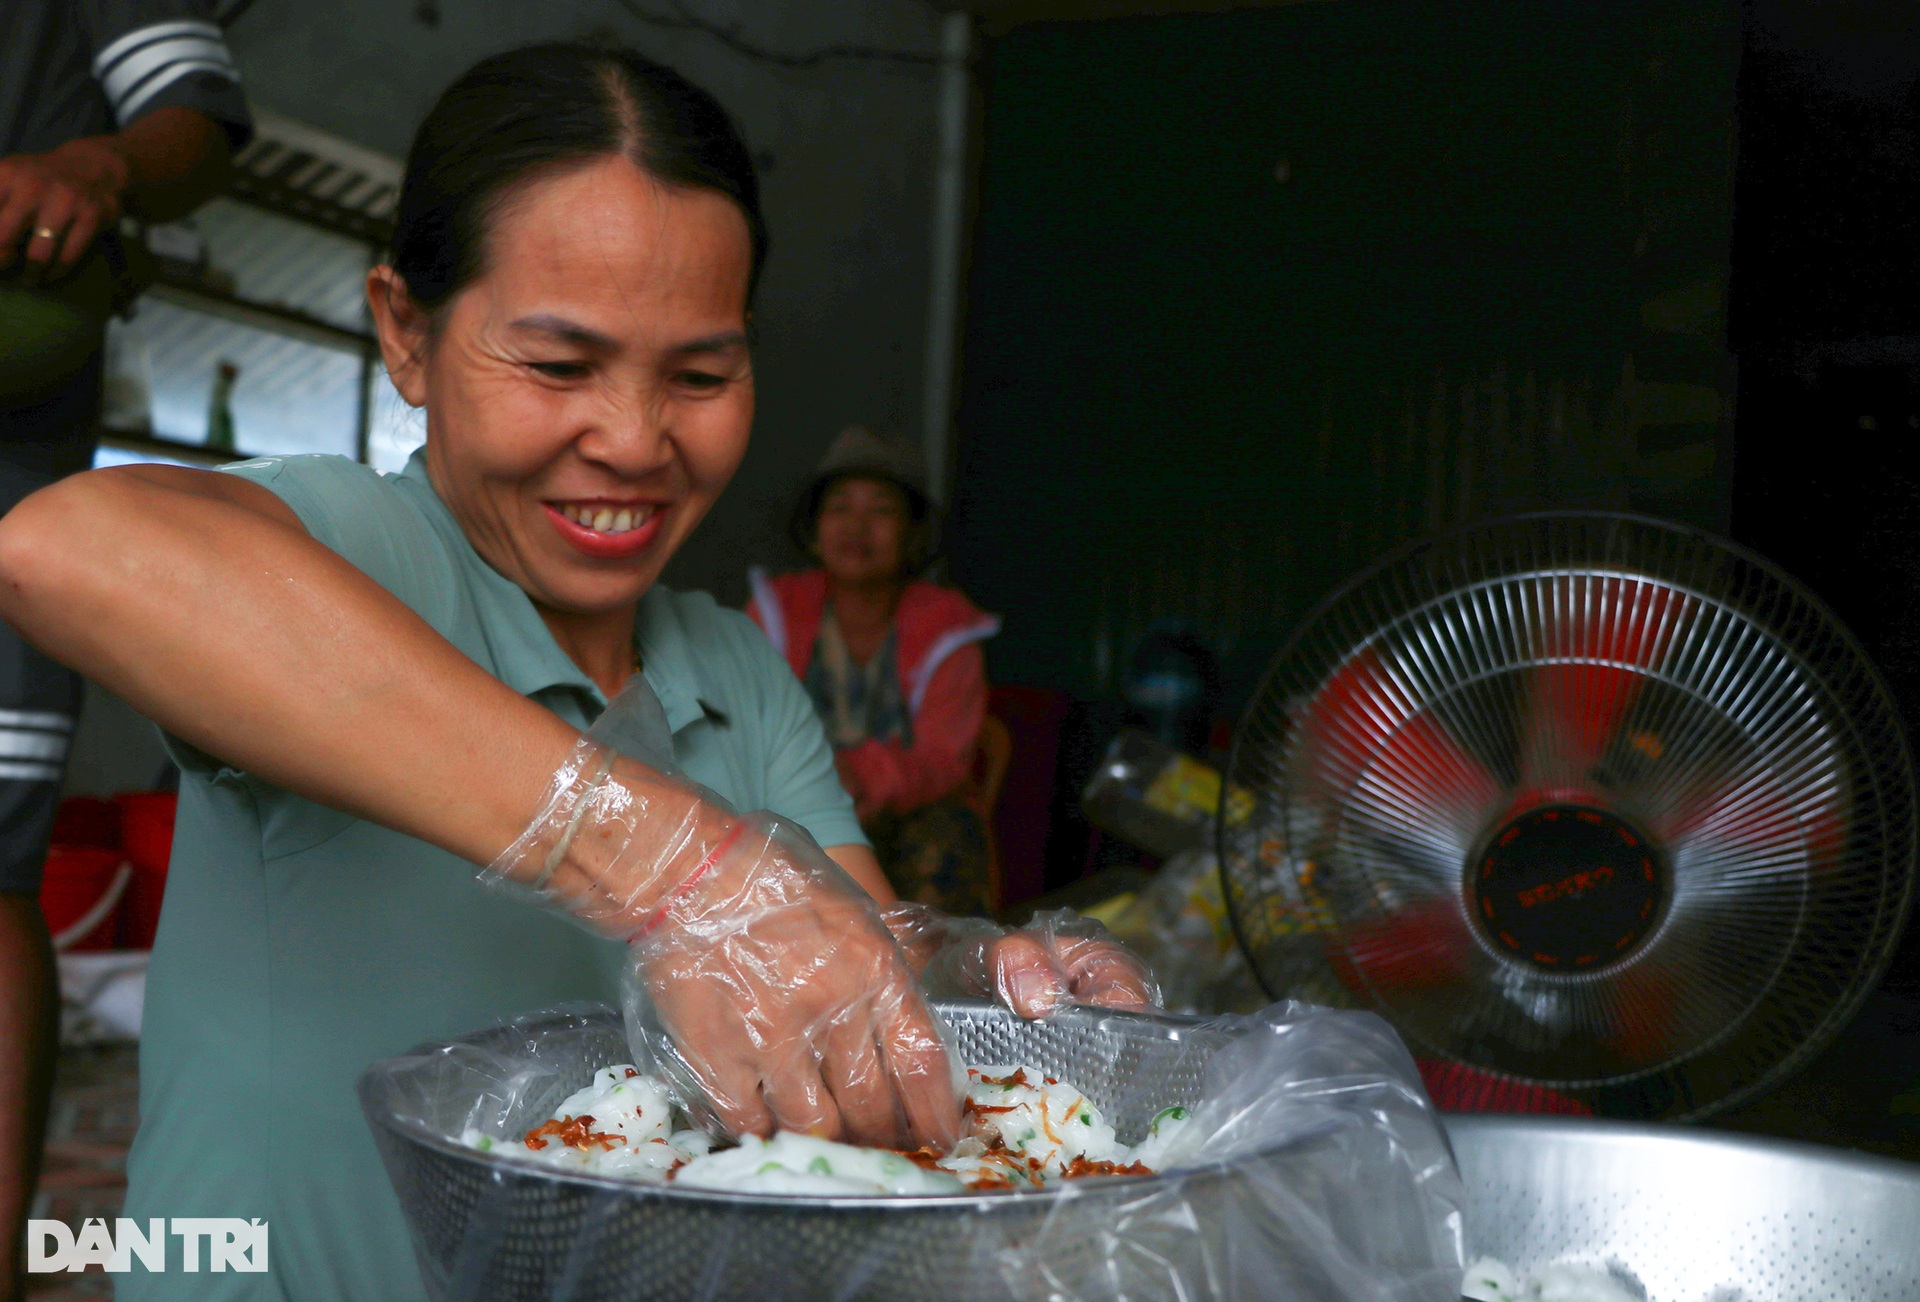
[206, 359, 239, 451]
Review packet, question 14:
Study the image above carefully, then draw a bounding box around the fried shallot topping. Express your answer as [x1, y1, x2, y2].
[524, 1114, 625, 1152]
[1061, 1156, 1153, 1179]
[889, 1146, 949, 1171]
[971, 1069, 1026, 1088]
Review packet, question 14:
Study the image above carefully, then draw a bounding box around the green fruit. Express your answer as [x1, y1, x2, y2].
[0, 283, 106, 401]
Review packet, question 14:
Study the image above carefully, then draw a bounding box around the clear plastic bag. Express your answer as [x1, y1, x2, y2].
[361, 997, 1466, 1302]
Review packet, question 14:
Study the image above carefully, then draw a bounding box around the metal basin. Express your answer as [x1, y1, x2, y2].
[1446, 1115, 1920, 1301]
[360, 1003, 1460, 1302]
[363, 1004, 1920, 1301]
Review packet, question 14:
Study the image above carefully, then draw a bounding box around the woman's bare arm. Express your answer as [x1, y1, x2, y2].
[826, 844, 894, 905]
[0, 465, 577, 866]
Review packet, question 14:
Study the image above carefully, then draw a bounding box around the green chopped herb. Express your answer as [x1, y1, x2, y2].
[1081, 1114, 1093, 1125]
[757, 1162, 785, 1175]
[477, 1137, 492, 1151]
[807, 1157, 833, 1175]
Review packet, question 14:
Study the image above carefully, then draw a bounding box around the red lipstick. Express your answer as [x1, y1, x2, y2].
[543, 502, 666, 560]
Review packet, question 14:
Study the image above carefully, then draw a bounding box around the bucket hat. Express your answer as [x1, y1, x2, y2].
[787, 425, 941, 567]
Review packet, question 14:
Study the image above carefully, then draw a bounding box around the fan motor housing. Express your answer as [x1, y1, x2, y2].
[1469, 804, 1666, 973]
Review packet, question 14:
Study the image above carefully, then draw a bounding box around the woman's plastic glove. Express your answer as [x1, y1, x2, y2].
[489, 738, 960, 1149]
[880, 904, 1161, 1017]
[622, 811, 962, 1148]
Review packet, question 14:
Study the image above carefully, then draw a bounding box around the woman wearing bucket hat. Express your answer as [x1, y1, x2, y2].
[748, 426, 1001, 915]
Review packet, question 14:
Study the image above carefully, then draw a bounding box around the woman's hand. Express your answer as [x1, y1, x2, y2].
[624, 814, 960, 1149]
[487, 736, 960, 1150]
[883, 904, 1161, 1019]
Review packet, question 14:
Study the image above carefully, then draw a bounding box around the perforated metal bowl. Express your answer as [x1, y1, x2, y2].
[1446, 1115, 1920, 1301]
[359, 1003, 1453, 1302]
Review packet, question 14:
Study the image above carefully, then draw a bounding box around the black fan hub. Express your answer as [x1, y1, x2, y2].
[1471, 805, 1663, 972]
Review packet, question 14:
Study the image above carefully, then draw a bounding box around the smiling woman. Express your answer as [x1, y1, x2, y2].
[372, 161, 756, 679]
[0, 42, 1151, 1302]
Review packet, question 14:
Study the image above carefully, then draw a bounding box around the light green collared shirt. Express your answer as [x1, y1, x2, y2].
[121, 451, 862, 1302]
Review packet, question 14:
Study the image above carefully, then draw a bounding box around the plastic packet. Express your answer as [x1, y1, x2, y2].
[1099, 849, 1269, 1015]
[361, 997, 1467, 1302]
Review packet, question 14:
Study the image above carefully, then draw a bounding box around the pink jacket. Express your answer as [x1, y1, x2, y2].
[747, 567, 1001, 816]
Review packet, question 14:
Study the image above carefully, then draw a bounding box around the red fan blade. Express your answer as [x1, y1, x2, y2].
[1331, 900, 1472, 993]
[1416, 1059, 1592, 1115]
[1653, 763, 1846, 875]
[1296, 647, 1501, 822]
[1297, 647, 1500, 999]
[1520, 578, 1691, 791]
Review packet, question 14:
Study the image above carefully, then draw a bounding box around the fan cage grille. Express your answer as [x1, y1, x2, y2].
[1220, 513, 1917, 1121]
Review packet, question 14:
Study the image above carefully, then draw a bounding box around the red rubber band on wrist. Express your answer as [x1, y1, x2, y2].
[632, 822, 747, 941]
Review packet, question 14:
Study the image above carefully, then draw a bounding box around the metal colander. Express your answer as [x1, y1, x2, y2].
[359, 1001, 1458, 1302]
[1447, 1115, 1920, 1301]
[1221, 512, 1918, 1120]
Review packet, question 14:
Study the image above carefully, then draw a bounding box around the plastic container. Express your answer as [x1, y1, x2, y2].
[1081, 730, 1252, 859]
[50, 796, 122, 849]
[40, 846, 130, 952]
[115, 791, 176, 950]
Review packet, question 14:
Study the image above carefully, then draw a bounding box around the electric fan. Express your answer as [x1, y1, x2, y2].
[1220, 513, 1918, 1120]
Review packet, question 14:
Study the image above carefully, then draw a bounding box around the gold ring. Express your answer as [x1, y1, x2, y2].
[34, 227, 57, 241]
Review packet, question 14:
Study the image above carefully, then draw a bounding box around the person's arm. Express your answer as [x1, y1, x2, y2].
[0, 896, 56, 1302]
[0, 468, 968, 1148]
[0, 465, 577, 866]
[826, 843, 894, 905]
[0, 105, 233, 278]
[836, 643, 987, 817]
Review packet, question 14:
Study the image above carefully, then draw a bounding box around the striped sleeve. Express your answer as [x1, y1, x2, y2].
[81, 2, 251, 142]
[0, 709, 74, 785]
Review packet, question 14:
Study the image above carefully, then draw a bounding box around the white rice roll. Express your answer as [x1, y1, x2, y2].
[963, 1065, 1127, 1176]
[1128, 1104, 1197, 1171]
[549, 1065, 677, 1149]
[935, 1137, 1041, 1189]
[672, 1132, 964, 1197]
[1461, 1257, 1523, 1302]
[1532, 1263, 1640, 1302]
[669, 1128, 714, 1158]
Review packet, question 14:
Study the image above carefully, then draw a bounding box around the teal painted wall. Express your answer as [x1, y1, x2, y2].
[950, 0, 1738, 705]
